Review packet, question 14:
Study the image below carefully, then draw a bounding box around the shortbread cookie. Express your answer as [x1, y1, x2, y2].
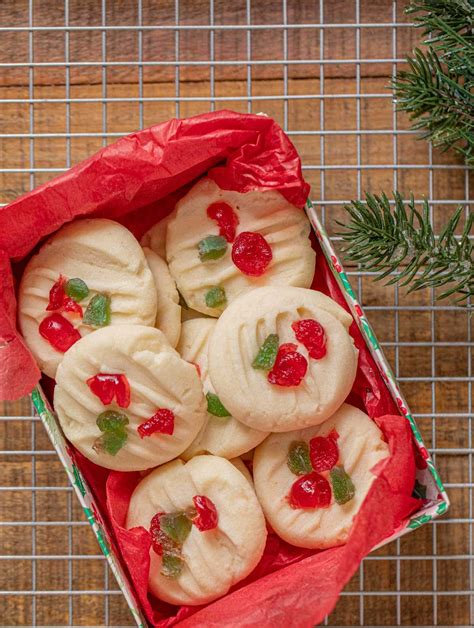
[18, 219, 158, 379]
[126, 455, 267, 605]
[253, 404, 389, 549]
[54, 325, 206, 471]
[140, 210, 176, 259]
[208, 287, 358, 432]
[166, 178, 315, 316]
[177, 318, 268, 459]
[230, 457, 253, 485]
[143, 248, 181, 347]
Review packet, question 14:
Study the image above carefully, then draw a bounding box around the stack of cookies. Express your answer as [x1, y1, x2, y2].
[18, 177, 389, 606]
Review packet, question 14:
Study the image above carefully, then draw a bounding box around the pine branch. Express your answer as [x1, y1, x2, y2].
[392, 0, 474, 163]
[337, 193, 473, 304]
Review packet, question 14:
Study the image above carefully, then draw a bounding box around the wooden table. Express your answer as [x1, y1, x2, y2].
[0, 0, 472, 625]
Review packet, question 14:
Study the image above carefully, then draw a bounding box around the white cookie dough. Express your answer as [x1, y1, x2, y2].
[54, 325, 206, 471]
[140, 211, 176, 259]
[126, 455, 267, 605]
[143, 247, 181, 347]
[253, 403, 389, 549]
[208, 287, 358, 432]
[166, 178, 315, 316]
[18, 219, 158, 379]
[177, 318, 268, 459]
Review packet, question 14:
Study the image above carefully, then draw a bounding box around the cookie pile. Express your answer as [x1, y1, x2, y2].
[18, 177, 389, 606]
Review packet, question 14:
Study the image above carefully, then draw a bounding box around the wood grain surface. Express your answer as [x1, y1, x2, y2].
[0, 0, 472, 626]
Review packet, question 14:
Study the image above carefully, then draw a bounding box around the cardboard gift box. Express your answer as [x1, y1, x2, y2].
[0, 111, 448, 627]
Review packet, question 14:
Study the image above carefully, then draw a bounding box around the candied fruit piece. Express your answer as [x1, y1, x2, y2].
[309, 435, 339, 472]
[46, 275, 83, 315]
[198, 235, 228, 261]
[137, 409, 175, 438]
[192, 495, 218, 531]
[93, 410, 129, 455]
[39, 313, 81, 353]
[267, 343, 308, 387]
[287, 441, 313, 476]
[96, 410, 129, 433]
[292, 319, 327, 359]
[252, 333, 279, 370]
[160, 513, 192, 545]
[231, 231, 272, 277]
[207, 201, 239, 242]
[206, 392, 231, 418]
[329, 466, 355, 505]
[89, 374, 130, 407]
[65, 278, 89, 302]
[93, 429, 127, 456]
[289, 472, 332, 509]
[83, 293, 111, 327]
[46, 276, 67, 311]
[205, 286, 227, 309]
[87, 374, 131, 408]
[161, 553, 184, 578]
[150, 512, 176, 556]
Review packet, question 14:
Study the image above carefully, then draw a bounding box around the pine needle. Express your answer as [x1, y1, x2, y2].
[337, 193, 473, 304]
[391, 0, 474, 163]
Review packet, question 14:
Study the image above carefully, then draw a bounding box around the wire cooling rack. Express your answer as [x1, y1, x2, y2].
[0, 0, 472, 626]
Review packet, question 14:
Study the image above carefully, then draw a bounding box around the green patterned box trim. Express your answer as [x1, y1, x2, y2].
[31, 387, 147, 628]
[30, 200, 448, 626]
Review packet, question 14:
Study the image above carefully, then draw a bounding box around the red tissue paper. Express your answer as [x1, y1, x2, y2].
[1, 109, 419, 626]
[0, 110, 308, 401]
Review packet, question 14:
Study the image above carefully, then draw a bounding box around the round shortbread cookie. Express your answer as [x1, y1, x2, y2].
[54, 325, 206, 471]
[143, 247, 181, 347]
[126, 455, 267, 606]
[18, 219, 158, 379]
[140, 210, 176, 259]
[208, 287, 358, 432]
[177, 318, 268, 459]
[253, 403, 389, 549]
[166, 177, 315, 316]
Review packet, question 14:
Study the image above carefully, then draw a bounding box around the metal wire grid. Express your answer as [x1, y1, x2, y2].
[0, 0, 472, 625]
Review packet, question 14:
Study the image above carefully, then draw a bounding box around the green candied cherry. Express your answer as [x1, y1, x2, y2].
[329, 466, 355, 505]
[83, 293, 111, 327]
[64, 278, 89, 302]
[287, 440, 313, 476]
[205, 286, 227, 309]
[159, 512, 192, 545]
[93, 410, 129, 456]
[96, 410, 129, 433]
[206, 392, 231, 418]
[198, 235, 228, 262]
[252, 333, 279, 370]
[161, 554, 185, 578]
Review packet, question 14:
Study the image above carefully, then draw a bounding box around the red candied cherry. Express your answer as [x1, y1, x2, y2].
[46, 275, 83, 316]
[231, 231, 272, 277]
[138, 409, 175, 439]
[207, 202, 239, 243]
[47, 275, 67, 311]
[289, 472, 332, 509]
[309, 434, 339, 472]
[39, 313, 81, 352]
[267, 343, 308, 387]
[292, 319, 327, 360]
[191, 495, 218, 531]
[87, 374, 131, 408]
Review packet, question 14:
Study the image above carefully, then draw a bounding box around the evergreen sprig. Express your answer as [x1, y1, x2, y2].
[337, 192, 473, 304]
[392, 0, 474, 163]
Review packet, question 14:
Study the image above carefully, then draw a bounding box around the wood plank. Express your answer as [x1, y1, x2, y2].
[0, 0, 420, 87]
